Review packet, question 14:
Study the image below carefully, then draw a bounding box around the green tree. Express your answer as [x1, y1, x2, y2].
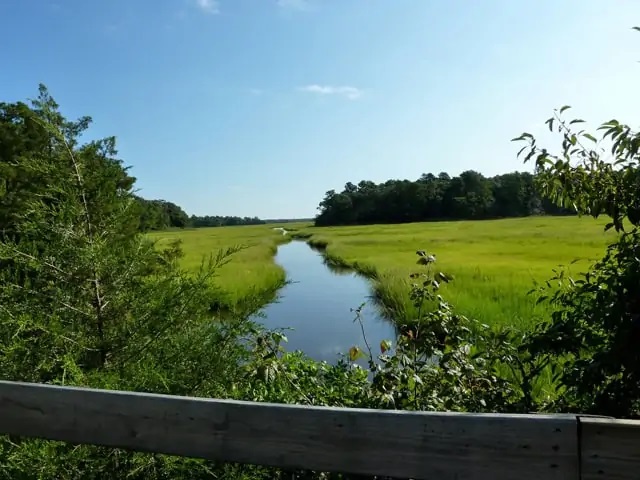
[491, 172, 539, 217]
[0, 85, 220, 380]
[0, 95, 58, 241]
[313, 169, 559, 226]
[0, 86, 255, 478]
[188, 214, 265, 228]
[514, 102, 640, 418]
[135, 198, 191, 230]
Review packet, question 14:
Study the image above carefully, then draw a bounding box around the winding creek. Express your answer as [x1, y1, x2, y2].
[254, 240, 396, 362]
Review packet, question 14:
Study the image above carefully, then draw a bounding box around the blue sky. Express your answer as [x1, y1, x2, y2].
[1, 1, 639, 218]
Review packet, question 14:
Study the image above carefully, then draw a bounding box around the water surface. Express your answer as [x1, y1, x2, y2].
[255, 241, 396, 362]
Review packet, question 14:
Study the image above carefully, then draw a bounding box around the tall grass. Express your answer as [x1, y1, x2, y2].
[297, 216, 615, 329]
[148, 224, 304, 312]
[150, 217, 613, 331]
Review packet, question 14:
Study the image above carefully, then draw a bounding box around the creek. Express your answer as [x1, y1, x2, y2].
[254, 241, 396, 362]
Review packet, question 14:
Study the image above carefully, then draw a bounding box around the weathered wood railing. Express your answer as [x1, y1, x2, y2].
[0, 381, 638, 479]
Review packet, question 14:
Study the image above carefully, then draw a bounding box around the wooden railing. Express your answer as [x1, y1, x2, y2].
[0, 381, 638, 479]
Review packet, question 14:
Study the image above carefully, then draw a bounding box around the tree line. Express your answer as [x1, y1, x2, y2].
[190, 214, 265, 228]
[315, 170, 573, 226]
[135, 197, 265, 230]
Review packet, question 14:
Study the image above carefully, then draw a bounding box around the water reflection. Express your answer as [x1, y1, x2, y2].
[322, 258, 355, 276]
[254, 241, 396, 363]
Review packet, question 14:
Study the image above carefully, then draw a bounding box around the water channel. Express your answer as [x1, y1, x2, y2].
[255, 240, 396, 363]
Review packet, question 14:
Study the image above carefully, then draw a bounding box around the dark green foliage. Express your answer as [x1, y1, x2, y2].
[514, 104, 640, 418]
[134, 198, 265, 231]
[264, 217, 314, 224]
[0, 101, 50, 240]
[136, 197, 190, 230]
[0, 85, 263, 477]
[190, 214, 265, 227]
[315, 170, 573, 226]
[0, 86, 213, 381]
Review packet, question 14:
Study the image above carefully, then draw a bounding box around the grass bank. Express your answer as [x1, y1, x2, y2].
[148, 223, 309, 312]
[296, 216, 615, 330]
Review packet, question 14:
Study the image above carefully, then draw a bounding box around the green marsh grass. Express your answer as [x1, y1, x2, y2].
[148, 224, 308, 311]
[298, 216, 615, 330]
[150, 217, 613, 333]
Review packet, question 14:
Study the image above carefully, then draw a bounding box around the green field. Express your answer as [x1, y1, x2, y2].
[148, 225, 293, 311]
[301, 216, 615, 328]
[150, 216, 614, 329]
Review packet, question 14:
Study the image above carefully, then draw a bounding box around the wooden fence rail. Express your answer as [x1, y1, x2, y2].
[0, 381, 638, 479]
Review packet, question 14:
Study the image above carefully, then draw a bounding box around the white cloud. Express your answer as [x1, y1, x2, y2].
[298, 85, 363, 100]
[195, 0, 220, 14]
[277, 0, 312, 11]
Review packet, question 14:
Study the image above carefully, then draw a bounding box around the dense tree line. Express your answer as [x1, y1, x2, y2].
[264, 217, 314, 223]
[135, 197, 265, 231]
[190, 214, 265, 227]
[315, 170, 573, 226]
[136, 197, 190, 230]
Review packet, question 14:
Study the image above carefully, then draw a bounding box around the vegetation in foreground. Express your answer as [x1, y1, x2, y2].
[1, 29, 640, 478]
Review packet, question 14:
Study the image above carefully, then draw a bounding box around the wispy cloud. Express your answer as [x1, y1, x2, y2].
[195, 0, 220, 14]
[298, 85, 364, 100]
[104, 23, 121, 34]
[277, 0, 312, 11]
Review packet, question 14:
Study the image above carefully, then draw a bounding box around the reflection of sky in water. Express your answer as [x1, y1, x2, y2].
[253, 241, 396, 363]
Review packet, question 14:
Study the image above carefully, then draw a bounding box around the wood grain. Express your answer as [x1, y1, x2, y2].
[0, 381, 579, 479]
[580, 417, 640, 480]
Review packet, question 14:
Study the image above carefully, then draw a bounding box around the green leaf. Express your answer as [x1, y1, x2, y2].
[583, 133, 597, 143]
[438, 271, 452, 283]
[536, 295, 548, 305]
[569, 119, 585, 125]
[628, 207, 640, 226]
[545, 118, 554, 132]
[511, 132, 533, 142]
[559, 105, 571, 114]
